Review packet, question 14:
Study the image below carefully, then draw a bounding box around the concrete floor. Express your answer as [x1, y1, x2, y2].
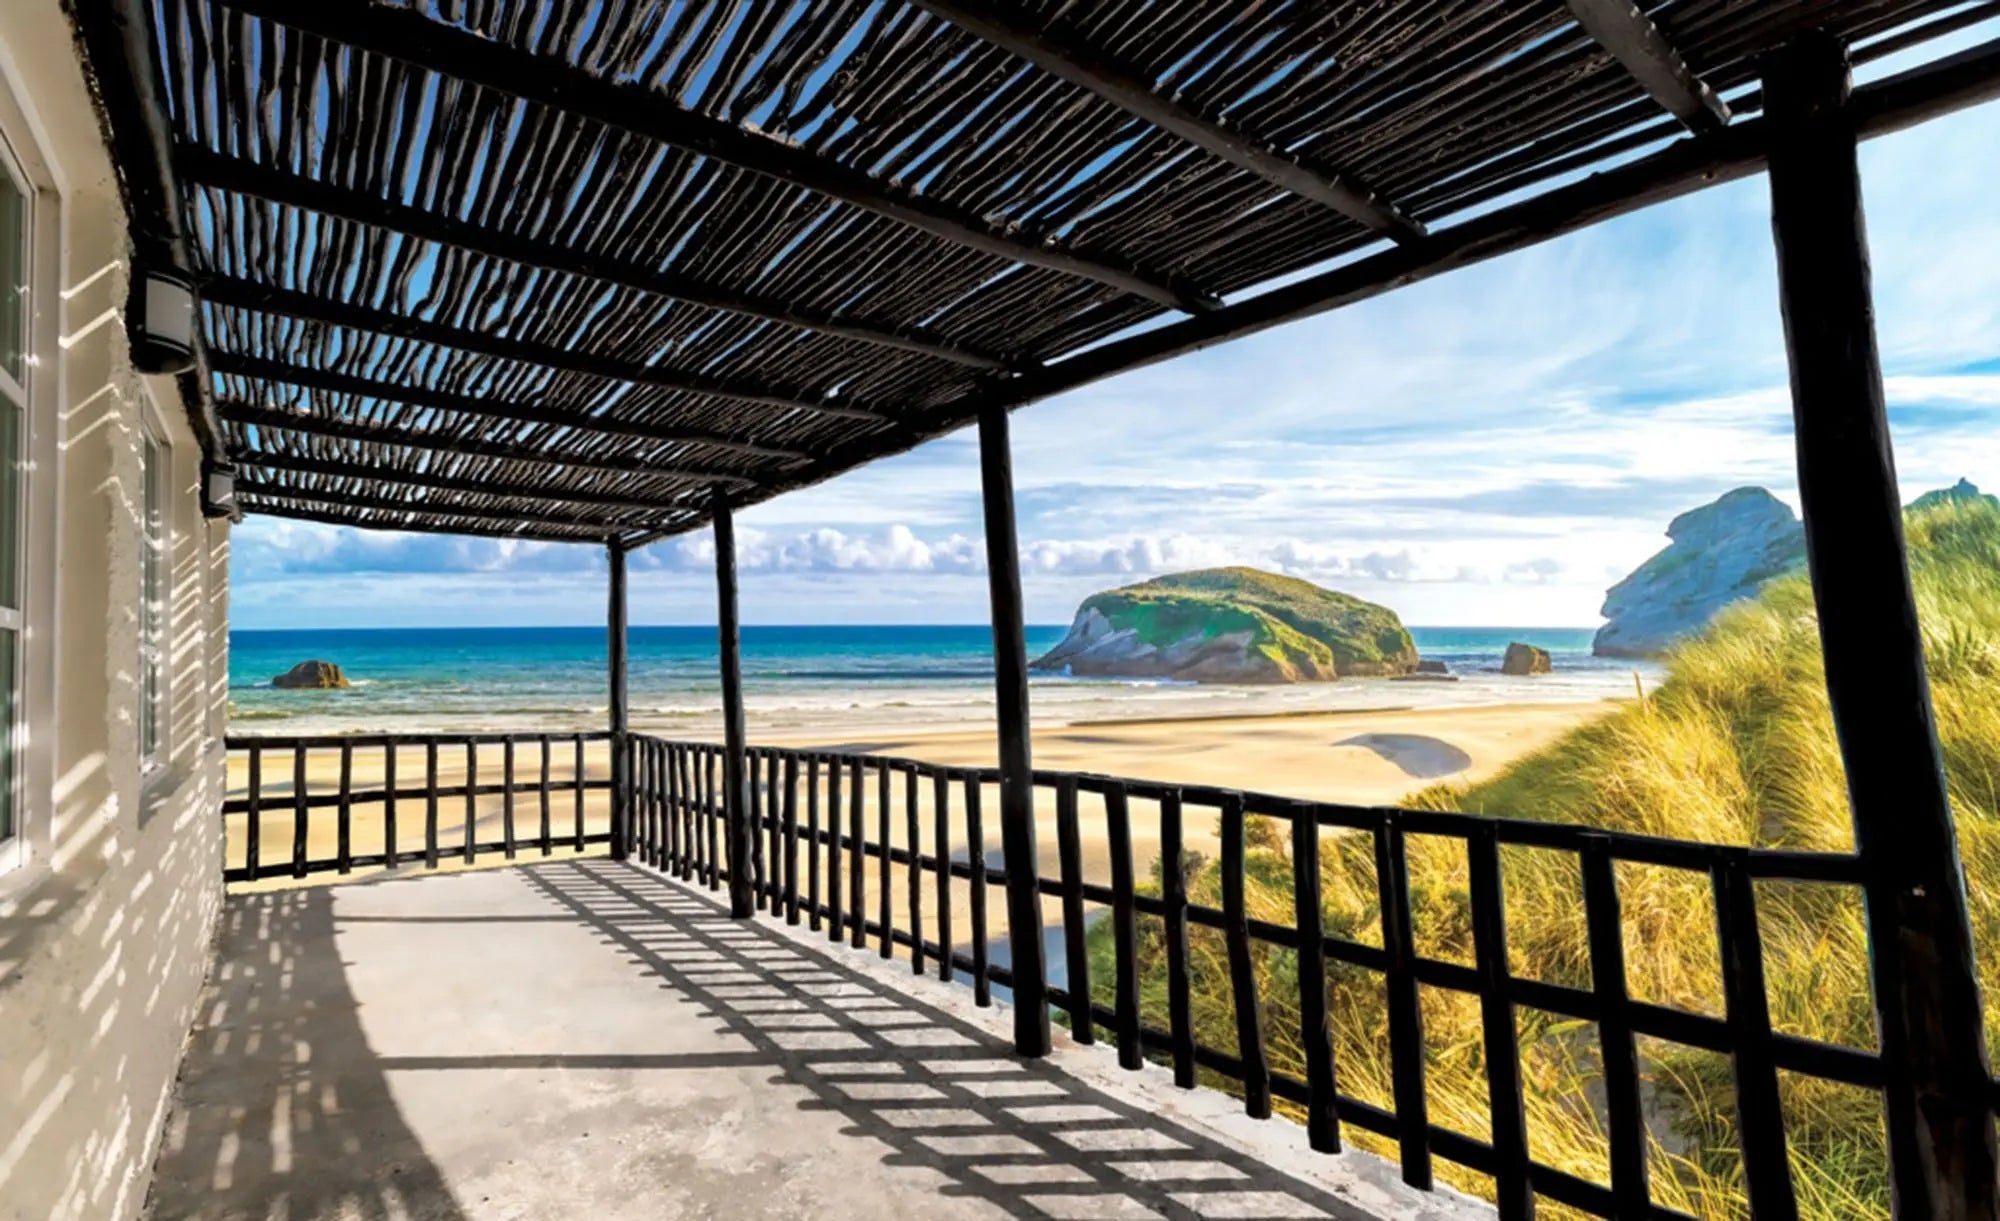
[146, 861, 1488, 1221]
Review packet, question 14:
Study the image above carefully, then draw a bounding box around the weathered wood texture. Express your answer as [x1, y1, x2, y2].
[1764, 34, 1998, 1221]
[607, 542, 630, 861]
[1561, 0, 1730, 130]
[222, 733, 612, 883]
[977, 404, 1049, 1057]
[713, 499, 754, 918]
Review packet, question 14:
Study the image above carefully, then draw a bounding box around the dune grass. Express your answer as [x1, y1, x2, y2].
[1090, 496, 2000, 1218]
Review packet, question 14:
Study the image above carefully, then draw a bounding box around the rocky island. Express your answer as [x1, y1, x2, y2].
[1032, 567, 1417, 684]
[1595, 480, 1996, 658]
[271, 660, 351, 689]
[1501, 642, 1551, 675]
[1593, 487, 1806, 658]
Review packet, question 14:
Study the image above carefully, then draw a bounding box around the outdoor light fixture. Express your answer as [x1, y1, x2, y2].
[200, 458, 238, 520]
[128, 265, 196, 374]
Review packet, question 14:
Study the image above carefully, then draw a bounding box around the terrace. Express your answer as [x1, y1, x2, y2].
[53, 1, 2000, 1218]
[160, 858, 1477, 1220]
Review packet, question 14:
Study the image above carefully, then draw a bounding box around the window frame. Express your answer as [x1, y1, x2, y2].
[138, 389, 171, 782]
[0, 47, 63, 884]
[0, 45, 65, 889]
[0, 129, 26, 865]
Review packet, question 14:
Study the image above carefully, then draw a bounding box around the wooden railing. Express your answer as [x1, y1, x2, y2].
[624, 734, 1881, 1221]
[226, 730, 1972, 1218]
[221, 733, 616, 883]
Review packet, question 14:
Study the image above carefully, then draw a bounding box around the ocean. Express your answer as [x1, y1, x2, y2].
[229, 625, 1657, 738]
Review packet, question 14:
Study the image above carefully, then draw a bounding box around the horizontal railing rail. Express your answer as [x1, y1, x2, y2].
[222, 732, 617, 883]
[621, 734, 1889, 1221]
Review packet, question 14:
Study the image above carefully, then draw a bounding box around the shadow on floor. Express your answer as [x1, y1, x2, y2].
[147, 887, 471, 1221]
[524, 860, 1373, 1220]
[149, 860, 1421, 1219]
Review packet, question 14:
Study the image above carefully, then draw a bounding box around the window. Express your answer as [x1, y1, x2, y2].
[0, 137, 27, 847]
[139, 418, 167, 774]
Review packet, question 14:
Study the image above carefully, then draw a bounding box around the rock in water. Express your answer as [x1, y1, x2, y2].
[1415, 659, 1450, 674]
[1032, 567, 1417, 684]
[1501, 642, 1551, 675]
[1593, 487, 1806, 659]
[272, 660, 351, 689]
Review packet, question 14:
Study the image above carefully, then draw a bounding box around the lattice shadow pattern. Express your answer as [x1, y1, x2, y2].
[525, 859, 1394, 1221]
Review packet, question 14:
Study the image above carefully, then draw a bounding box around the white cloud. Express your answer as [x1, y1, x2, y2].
[229, 99, 2000, 630]
[662, 524, 984, 575]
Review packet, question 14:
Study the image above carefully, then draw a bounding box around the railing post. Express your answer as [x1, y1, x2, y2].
[607, 539, 630, 862]
[712, 494, 755, 918]
[1764, 34, 1997, 1220]
[977, 402, 1050, 1057]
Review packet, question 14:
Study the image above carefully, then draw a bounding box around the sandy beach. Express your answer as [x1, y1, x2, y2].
[226, 700, 1615, 953]
[766, 700, 1601, 807]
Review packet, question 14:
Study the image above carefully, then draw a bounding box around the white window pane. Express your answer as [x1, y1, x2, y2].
[0, 629, 13, 842]
[0, 157, 22, 386]
[141, 436, 162, 760]
[0, 403, 16, 611]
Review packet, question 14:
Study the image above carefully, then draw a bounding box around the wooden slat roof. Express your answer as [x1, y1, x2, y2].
[99, 0, 2000, 543]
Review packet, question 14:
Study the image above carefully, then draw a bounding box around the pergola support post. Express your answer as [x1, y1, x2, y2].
[713, 495, 755, 919]
[1764, 34, 1998, 1220]
[607, 540, 630, 862]
[977, 404, 1052, 1057]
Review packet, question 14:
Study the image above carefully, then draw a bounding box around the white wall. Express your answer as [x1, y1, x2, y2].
[0, 6, 231, 1220]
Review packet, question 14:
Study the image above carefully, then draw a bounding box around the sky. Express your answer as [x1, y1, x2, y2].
[229, 86, 2000, 632]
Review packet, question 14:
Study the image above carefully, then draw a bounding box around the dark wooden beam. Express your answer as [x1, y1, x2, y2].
[208, 351, 811, 462]
[976, 402, 1049, 1058]
[607, 541, 630, 862]
[1563, 0, 1731, 132]
[210, 0, 1220, 314]
[238, 448, 711, 512]
[177, 145, 1009, 372]
[1850, 33, 2000, 140]
[235, 495, 626, 543]
[712, 495, 754, 919]
[201, 275, 887, 420]
[235, 478, 664, 532]
[1764, 36, 1997, 1221]
[908, 1, 1423, 242]
[980, 34, 2000, 419]
[220, 400, 757, 487]
[1852, 1, 2000, 68]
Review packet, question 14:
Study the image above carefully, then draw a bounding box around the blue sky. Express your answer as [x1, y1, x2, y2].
[230, 91, 2000, 631]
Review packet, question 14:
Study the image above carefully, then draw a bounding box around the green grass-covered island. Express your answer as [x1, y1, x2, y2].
[1032, 567, 1419, 682]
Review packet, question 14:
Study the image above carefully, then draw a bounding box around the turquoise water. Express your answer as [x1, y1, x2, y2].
[230, 625, 1646, 736]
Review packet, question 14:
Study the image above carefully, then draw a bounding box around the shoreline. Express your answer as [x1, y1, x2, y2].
[228, 625, 1658, 742]
[226, 687, 1640, 744]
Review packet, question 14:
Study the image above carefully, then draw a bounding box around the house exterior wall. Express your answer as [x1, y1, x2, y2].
[0, 6, 231, 1221]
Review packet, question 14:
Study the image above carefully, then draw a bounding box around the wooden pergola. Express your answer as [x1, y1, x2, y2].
[72, 3, 2000, 1217]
